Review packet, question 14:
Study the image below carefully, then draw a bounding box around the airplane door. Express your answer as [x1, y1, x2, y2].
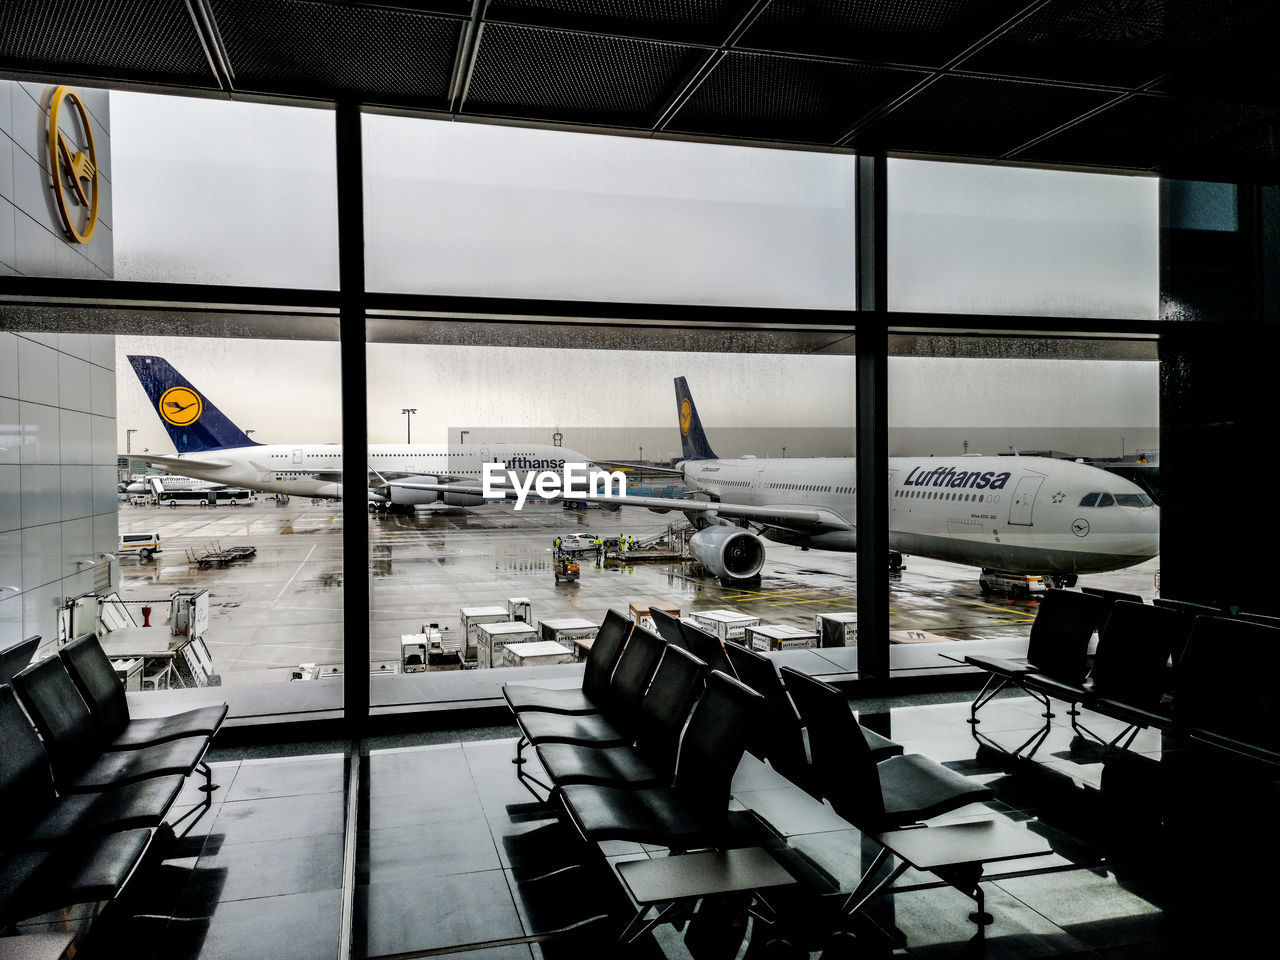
[292, 448, 303, 465]
[479, 447, 489, 478]
[1008, 475, 1045, 526]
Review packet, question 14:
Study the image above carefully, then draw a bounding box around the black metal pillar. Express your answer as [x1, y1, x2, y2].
[337, 101, 369, 730]
[855, 155, 890, 682]
[1159, 178, 1280, 614]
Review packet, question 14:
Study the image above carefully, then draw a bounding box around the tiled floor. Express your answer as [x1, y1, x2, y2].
[72, 692, 1280, 959]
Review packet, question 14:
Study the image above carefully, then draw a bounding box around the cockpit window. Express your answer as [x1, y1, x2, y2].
[1079, 493, 1099, 507]
[1114, 493, 1145, 507]
[1096, 493, 1115, 507]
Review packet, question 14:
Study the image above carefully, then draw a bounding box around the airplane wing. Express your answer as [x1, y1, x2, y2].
[386, 478, 842, 532]
[130, 452, 235, 472]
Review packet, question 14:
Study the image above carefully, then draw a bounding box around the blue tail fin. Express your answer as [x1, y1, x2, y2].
[127, 355, 259, 453]
[674, 377, 718, 461]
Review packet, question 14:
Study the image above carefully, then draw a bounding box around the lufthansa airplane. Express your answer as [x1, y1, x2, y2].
[577, 378, 1160, 586]
[126, 355, 593, 508]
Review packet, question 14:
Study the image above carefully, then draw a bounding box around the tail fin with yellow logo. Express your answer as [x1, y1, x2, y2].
[674, 377, 718, 462]
[128, 355, 259, 454]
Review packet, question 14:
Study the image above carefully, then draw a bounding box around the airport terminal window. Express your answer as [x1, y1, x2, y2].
[108, 90, 339, 288]
[887, 336, 1160, 626]
[114, 334, 345, 693]
[364, 333, 856, 700]
[362, 112, 857, 309]
[887, 159, 1158, 320]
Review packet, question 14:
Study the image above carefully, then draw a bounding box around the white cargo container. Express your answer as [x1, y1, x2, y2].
[815, 612, 858, 648]
[745, 623, 819, 652]
[507, 598, 533, 623]
[460, 606, 510, 662]
[502, 640, 577, 668]
[539, 617, 599, 655]
[476, 620, 538, 668]
[628, 599, 680, 630]
[688, 609, 760, 641]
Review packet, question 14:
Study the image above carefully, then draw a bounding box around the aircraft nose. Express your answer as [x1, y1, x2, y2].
[1132, 504, 1161, 556]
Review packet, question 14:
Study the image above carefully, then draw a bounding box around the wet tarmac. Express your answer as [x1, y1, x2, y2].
[116, 498, 1160, 685]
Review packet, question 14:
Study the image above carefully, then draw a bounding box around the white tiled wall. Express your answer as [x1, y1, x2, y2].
[0, 332, 117, 652]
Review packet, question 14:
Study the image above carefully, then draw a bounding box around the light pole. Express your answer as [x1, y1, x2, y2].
[782, 446, 786, 458]
[460, 430, 469, 445]
[402, 408, 417, 444]
[126, 428, 137, 454]
[639, 446, 644, 463]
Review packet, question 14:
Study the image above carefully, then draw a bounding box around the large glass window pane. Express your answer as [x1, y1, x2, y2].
[888, 159, 1158, 320]
[363, 115, 857, 308]
[114, 333, 343, 699]
[887, 337, 1160, 645]
[110, 90, 339, 288]
[365, 321, 858, 712]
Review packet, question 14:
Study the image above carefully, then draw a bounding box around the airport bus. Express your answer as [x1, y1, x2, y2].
[157, 488, 255, 507]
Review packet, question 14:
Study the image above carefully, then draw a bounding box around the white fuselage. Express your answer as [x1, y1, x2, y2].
[163, 443, 589, 504]
[681, 454, 1160, 574]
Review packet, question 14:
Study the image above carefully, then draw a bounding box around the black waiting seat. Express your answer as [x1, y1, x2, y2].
[1153, 596, 1226, 617]
[965, 589, 1106, 722]
[514, 625, 667, 751]
[1025, 601, 1190, 746]
[0, 635, 39, 684]
[0, 685, 184, 846]
[535, 645, 708, 789]
[0, 827, 154, 930]
[722, 641, 901, 794]
[557, 671, 765, 849]
[502, 609, 632, 716]
[647, 607, 693, 651]
[781, 667, 991, 833]
[11, 656, 211, 794]
[677, 620, 735, 676]
[59, 634, 228, 748]
[1175, 615, 1280, 761]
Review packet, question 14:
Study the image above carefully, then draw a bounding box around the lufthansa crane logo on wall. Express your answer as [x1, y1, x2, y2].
[47, 86, 100, 245]
[159, 387, 203, 427]
[680, 399, 693, 436]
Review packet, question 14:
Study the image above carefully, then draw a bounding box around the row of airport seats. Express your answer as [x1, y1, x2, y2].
[505, 609, 765, 850]
[965, 588, 1280, 765]
[503, 607, 1004, 932]
[0, 634, 227, 930]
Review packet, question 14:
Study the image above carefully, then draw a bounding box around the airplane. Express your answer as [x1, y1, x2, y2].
[125, 355, 596, 509]
[125, 474, 226, 495]
[565, 377, 1161, 588]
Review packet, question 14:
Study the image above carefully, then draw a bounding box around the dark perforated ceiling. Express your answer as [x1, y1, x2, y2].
[2, 0, 1278, 182]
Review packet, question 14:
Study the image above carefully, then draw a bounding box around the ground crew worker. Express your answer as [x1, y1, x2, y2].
[554, 536, 562, 557]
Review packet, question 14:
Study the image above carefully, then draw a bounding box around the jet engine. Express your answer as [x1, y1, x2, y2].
[384, 476, 442, 506]
[443, 490, 484, 507]
[688, 525, 766, 582]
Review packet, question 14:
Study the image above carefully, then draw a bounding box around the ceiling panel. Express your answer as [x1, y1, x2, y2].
[210, 0, 460, 104]
[0, 0, 214, 88]
[667, 52, 927, 144]
[1, 0, 1279, 182]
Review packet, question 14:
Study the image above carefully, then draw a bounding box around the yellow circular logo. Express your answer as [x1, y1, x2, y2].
[47, 86, 100, 245]
[159, 387, 203, 427]
[679, 399, 692, 436]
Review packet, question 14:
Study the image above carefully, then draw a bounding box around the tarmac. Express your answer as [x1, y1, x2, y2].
[115, 497, 1160, 687]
